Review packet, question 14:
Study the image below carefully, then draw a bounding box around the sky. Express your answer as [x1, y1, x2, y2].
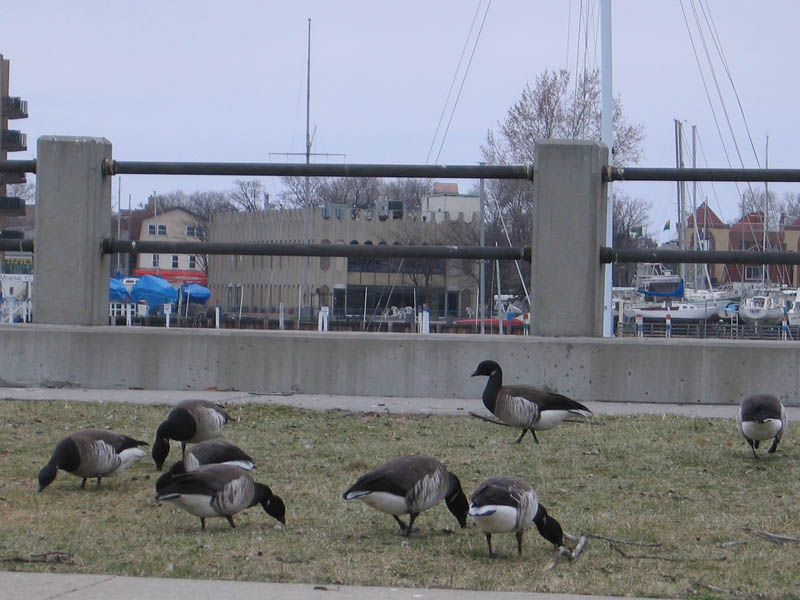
[3, 1, 800, 244]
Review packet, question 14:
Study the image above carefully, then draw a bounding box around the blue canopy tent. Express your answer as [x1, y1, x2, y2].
[181, 283, 211, 304]
[130, 275, 178, 308]
[109, 278, 130, 302]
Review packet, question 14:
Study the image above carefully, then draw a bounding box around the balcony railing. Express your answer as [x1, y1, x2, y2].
[1, 97, 28, 119]
[0, 130, 27, 152]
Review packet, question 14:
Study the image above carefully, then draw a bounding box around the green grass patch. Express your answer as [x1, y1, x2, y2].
[1, 399, 799, 599]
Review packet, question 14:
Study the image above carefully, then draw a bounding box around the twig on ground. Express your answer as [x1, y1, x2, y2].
[544, 533, 589, 571]
[0, 551, 74, 565]
[468, 411, 509, 427]
[690, 580, 737, 597]
[741, 527, 800, 545]
[610, 544, 680, 562]
[583, 531, 661, 547]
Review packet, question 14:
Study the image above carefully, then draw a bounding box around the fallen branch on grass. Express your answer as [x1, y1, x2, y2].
[582, 531, 661, 547]
[0, 552, 74, 565]
[544, 532, 589, 571]
[610, 544, 681, 562]
[742, 527, 800, 545]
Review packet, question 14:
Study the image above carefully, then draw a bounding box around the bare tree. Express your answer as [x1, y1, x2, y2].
[7, 181, 35, 203]
[382, 179, 434, 212]
[230, 179, 269, 212]
[612, 191, 655, 286]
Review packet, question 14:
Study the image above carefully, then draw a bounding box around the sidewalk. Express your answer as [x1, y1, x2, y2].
[4, 385, 795, 419]
[1, 572, 665, 600]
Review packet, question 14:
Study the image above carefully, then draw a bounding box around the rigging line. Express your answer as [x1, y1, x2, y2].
[565, 0, 573, 71]
[489, 188, 530, 306]
[689, 0, 747, 172]
[572, 0, 585, 124]
[699, 0, 761, 168]
[425, 0, 483, 165]
[434, 0, 492, 164]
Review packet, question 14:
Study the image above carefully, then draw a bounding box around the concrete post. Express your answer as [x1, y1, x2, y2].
[532, 140, 608, 337]
[34, 136, 112, 325]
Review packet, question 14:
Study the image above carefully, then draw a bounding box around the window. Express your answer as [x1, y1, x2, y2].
[186, 225, 195, 237]
[152, 254, 159, 267]
[172, 255, 179, 268]
[158, 224, 167, 236]
[189, 255, 197, 269]
[148, 224, 155, 235]
[745, 266, 764, 281]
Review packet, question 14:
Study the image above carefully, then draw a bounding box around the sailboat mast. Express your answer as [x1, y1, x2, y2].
[600, 0, 613, 337]
[763, 135, 769, 286]
[674, 120, 686, 283]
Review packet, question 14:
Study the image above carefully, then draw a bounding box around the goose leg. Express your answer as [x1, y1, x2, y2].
[80, 478, 87, 489]
[767, 437, 781, 454]
[513, 429, 527, 444]
[516, 530, 524, 555]
[392, 515, 408, 532]
[747, 439, 758, 459]
[95, 476, 102, 489]
[200, 517, 206, 530]
[531, 429, 540, 445]
[405, 513, 418, 537]
[485, 532, 496, 558]
[226, 515, 236, 529]
[181, 441, 187, 458]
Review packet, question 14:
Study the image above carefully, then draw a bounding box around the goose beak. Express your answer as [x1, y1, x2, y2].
[470, 370, 479, 377]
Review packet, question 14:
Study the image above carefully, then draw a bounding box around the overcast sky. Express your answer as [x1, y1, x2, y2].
[3, 1, 799, 242]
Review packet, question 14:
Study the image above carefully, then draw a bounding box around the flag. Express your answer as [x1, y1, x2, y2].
[631, 225, 644, 239]
[663, 220, 671, 231]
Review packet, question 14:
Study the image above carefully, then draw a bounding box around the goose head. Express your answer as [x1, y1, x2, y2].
[445, 473, 469, 528]
[152, 436, 171, 471]
[471, 360, 501, 379]
[255, 483, 286, 525]
[38, 463, 58, 492]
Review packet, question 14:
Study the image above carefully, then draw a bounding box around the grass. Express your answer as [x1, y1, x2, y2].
[1, 399, 799, 599]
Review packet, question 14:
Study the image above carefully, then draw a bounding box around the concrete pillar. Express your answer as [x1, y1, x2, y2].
[34, 136, 112, 324]
[532, 140, 608, 337]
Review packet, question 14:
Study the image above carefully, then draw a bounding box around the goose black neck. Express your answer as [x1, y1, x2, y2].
[482, 368, 503, 413]
[157, 408, 197, 442]
[52, 437, 81, 472]
[533, 504, 564, 548]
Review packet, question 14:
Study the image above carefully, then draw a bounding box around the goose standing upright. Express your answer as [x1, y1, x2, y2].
[469, 475, 567, 559]
[152, 399, 230, 470]
[155, 439, 256, 492]
[343, 455, 469, 536]
[471, 360, 592, 444]
[38, 429, 148, 492]
[737, 394, 788, 458]
[155, 463, 285, 530]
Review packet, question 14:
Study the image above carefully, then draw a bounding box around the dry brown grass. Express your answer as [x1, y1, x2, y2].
[1, 399, 799, 599]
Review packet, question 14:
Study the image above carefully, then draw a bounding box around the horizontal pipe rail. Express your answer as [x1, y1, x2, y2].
[102, 239, 532, 262]
[0, 159, 36, 174]
[103, 160, 533, 180]
[0, 239, 34, 252]
[601, 247, 800, 265]
[608, 166, 800, 182]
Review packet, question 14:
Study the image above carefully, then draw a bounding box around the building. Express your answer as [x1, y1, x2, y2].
[208, 203, 480, 320]
[1, 54, 29, 274]
[128, 204, 207, 286]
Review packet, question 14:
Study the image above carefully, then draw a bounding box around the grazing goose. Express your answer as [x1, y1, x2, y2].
[38, 429, 148, 492]
[155, 439, 256, 492]
[737, 394, 788, 458]
[471, 360, 592, 444]
[343, 455, 469, 536]
[152, 399, 230, 470]
[469, 476, 566, 559]
[155, 463, 285, 530]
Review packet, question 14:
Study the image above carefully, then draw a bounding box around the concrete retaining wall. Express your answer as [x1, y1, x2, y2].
[1, 325, 797, 406]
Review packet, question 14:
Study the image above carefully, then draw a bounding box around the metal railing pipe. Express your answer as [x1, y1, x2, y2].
[0, 159, 36, 174]
[0, 239, 34, 252]
[608, 166, 800, 183]
[102, 239, 532, 262]
[601, 247, 800, 265]
[103, 160, 533, 180]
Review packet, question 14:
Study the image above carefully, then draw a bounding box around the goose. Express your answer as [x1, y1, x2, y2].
[469, 475, 566, 559]
[737, 394, 788, 458]
[155, 463, 285, 530]
[343, 455, 469, 536]
[38, 429, 148, 492]
[471, 360, 592, 444]
[152, 399, 230, 470]
[155, 439, 256, 492]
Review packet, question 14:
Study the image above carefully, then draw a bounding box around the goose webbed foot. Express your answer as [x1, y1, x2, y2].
[226, 515, 236, 529]
[768, 437, 780, 454]
[392, 515, 408, 532]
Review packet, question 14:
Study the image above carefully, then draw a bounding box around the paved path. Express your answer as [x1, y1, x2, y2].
[0, 572, 664, 600]
[5, 385, 798, 419]
[3, 386, 791, 600]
